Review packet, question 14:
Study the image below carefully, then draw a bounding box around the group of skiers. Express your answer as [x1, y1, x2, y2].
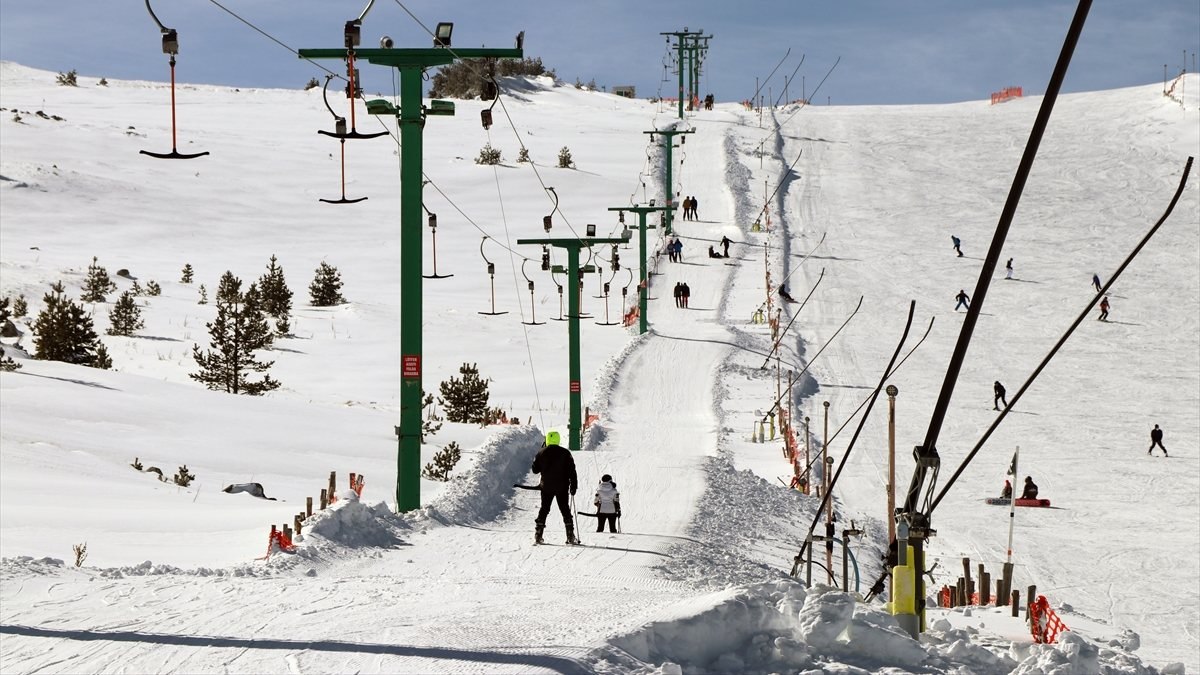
[530, 431, 621, 545]
[708, 236, 734, 259]
[664, 237, 685, 262]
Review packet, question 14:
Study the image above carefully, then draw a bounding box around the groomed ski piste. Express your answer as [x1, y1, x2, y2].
[1, 61, 1197, 673]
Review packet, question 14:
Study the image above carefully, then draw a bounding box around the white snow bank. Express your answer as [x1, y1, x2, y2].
[303, 490, 409, 549]
[416, 425, 544, 525]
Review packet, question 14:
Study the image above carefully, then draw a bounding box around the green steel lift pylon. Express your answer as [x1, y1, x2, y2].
[644, 128, 694, 235]
[608, 204, 673, 335]
[517, 231, 630, 452]
[661, 28, 705, 119]
[299, 37, 522, 514]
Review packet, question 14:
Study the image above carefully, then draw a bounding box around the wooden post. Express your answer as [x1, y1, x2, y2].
[980, 571, 991, 605]
[1011, 590, 1021, 616]
[956, 578, 966, 606]
[1026, 585, 1037, 619]
[329, 471, 337, 501]
[350, 472, 357, 491]
[306, 496, 313, 517]
[962, 557, 972, 603]
[996, 578, 1004, 607]
[1001, 562, 1014, 604]
[283, 524, 292, 542]
[320, 488, 328, 510]
[294, 514, 302, 536]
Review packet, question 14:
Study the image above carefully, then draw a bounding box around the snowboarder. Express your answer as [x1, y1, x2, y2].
[673, 282, 683, 308]
[1092, 273, 1103, 292]
[954, 289, 970, 311]
[993, 381, 1009, 411]
[1148, 424, 1168, 456]
[1000, 479, 1012, 499]
[1021, 476, 1039, 500]
[1005, 258, 1014, 280]
[532, 430, 579, 544]
[593, 474, 621, 533]
[778, 284, 796, 302]
[721, 236, 732, 257]
[1098, 296, 1110, 322]
[680, 282, 691, 308]
[951, 235, 963, 257]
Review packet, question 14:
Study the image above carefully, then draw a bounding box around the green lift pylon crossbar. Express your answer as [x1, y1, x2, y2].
[517, 231, 631, 452]
[299, 34, 522, 514]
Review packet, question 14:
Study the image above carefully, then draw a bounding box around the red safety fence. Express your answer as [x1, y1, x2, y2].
[991, 86, 1023, 105]
[623, 306, 639, 327]
[259, 525, 296, 559]
[1029, 595, 1069, 644]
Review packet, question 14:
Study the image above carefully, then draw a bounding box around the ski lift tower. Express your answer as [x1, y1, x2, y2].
[607, 203, 674, 334]
[517, 228, 632, 452]
[644, 128, 694, 235]
[662, 28, 705, 119]
[300, 26, 522, 514]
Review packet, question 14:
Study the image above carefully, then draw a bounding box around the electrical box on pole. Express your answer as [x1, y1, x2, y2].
[300, 29, 522, 514]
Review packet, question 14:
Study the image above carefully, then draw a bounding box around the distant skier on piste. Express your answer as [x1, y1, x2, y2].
[532, 430, 579, 545]
[1148, 424, 1168, 457]
[993, 380, 1009, 411]
[954, 289, 970, 311]
[593, 474, 620, 533]
[951, 235, 963, 257]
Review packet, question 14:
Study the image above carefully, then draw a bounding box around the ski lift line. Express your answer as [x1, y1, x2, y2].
[769, 56, 840, 136]
[773, 55, 806, 108]
[790, 300, 917, 577]
[924, 155, 1194, 520]
[748, 48, 791, 108]
[825, 316, 933, 451]
[204, 0, 341, 79]
[751, 230, 825, 317]
[746, 149, 805, 241]
[760, 295, 863, 424]
[759, 268, 825, 367]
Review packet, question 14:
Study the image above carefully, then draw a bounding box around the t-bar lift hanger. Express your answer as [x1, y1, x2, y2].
[140, 0, 209, 159]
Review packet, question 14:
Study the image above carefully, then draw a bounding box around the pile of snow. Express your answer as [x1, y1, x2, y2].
[303, 490, 409, 549]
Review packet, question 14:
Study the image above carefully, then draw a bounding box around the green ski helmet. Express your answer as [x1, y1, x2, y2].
[545, 430, 561, 446]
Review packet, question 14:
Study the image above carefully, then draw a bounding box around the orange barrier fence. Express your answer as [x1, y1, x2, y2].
[991, 86, 1023, 105]
[1030, 595, 1069, 644]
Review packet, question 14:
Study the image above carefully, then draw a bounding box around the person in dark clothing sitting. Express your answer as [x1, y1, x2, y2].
[1021, 476, 1039, 500]
[532, 430, 578, 544]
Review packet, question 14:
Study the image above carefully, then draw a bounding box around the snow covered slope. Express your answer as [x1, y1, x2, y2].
[1, 60, 1197, 673]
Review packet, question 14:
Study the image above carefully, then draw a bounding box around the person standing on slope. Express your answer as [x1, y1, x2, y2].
[951, 235, 963, 257]
[993, 381, 1009, 411]
[1098, 296, 1110, 322]
[532, 430, 579, 544]
[1092, 273, 1103, 292]
[1005, 258, 1014, 280]
[1148, 424, 1168, 457]
[593, 474, 621, 533]
[955, 289, 970, 311]
[721, 236, 733, 257]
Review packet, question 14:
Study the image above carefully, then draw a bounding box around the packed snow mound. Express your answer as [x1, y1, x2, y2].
[417, 425, 543, 525]
[304, 491, 408, 549]
[598, 581, 1163, 675]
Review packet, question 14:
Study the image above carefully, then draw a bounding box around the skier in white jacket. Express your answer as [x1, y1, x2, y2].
[593, 475, 621, 533]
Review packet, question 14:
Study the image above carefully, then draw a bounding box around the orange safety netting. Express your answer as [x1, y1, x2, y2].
[1029, 595, 1069, 644]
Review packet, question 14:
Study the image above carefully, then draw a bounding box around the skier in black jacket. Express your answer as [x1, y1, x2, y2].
[532, 430, 579, 544]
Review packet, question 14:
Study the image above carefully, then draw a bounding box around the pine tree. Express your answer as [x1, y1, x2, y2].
[130, 280, 144, 296]
[107, 290, 144, 336]
[181, 264, 194, 284]
[0, 297, 20, 371]
[32, 283, 110, 368]
[81, 256, 117, 303]
[13, 294, 28, 317]
[216, 270, 241, 305]
[516, 147, 531, 163]
[309, 261, 345, 307]
[258, 255, 293, 334]
[146, 281, 162, 297]
[198, 284, 208, 305]
[557, 146, 574, 169]
[438, 362, 491, 423]
[421, 442, 461, 481]
[190, 275, 280, 395]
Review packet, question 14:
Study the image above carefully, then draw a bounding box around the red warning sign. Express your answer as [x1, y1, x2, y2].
[402, 355, 421, 379]
[569, 381, 581, 393]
